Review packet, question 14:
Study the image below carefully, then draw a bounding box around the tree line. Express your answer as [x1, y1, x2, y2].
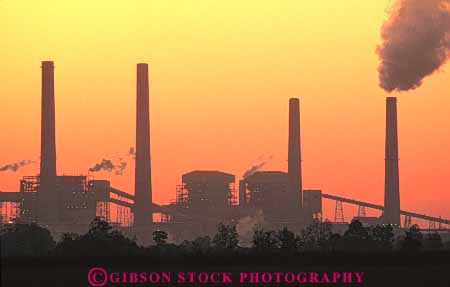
[1, 218, 449, 257]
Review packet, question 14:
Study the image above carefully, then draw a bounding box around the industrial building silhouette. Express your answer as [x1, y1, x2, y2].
[0, 61, 448, 242]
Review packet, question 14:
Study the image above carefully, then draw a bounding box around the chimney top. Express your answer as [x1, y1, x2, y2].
[386, 97, 397, 103]
[137, 63, 148, 74]
[289, 98, 299, 103]
[41, 61, 53, 66]
[41, 61, 55, 69]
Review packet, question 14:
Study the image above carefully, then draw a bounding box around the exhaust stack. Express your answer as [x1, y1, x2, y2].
[383, 97, 401, 225]
[287, 98, 303, 211]
[134, 63, 153, 226]
[38, 61, 58, 224]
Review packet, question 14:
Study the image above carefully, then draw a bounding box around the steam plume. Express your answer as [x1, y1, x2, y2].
[243, 162, 267, 179]
[0, 160, 34, 172]
[115, 162, 127, 176]
[242, 155, 273, 178]
[89, 159, 115, 173]
[90, 147, 135, 176]
[377, 0, 450, 92]
[236, 210, 265, 247]
[89, 159, 127, 175]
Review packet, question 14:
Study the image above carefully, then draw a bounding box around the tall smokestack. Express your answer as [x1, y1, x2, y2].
[134, 63, 153, 226]
[287, 98, 302, 211]
[38, 61, 58, 224]
[383, 97, 400, 225]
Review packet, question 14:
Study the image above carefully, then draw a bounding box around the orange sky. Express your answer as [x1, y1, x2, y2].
[1, 0, 450, 222]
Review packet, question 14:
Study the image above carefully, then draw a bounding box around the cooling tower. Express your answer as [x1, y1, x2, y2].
[382, 97, 401, 225]
[38, 61, 58, 224]
[134, 63, 153, 226]
[287, 98, 303, 211]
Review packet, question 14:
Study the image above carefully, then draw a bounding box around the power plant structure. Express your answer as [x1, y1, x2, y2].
[0, 62, 449, 243]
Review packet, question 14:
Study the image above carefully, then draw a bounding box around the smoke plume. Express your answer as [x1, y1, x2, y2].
[242, 155, 273, 179]
[89, 159, 115, 173]
[89, 147, 135, 176]
[89, 159, 127, 175]
[236, 210, 266, 247]
[377, 0, 450, 92]
[128, 147, 135, 157]
[115, 162, 127, 176]
[0, 160, 34, 172]
[242, 162, 267, 179]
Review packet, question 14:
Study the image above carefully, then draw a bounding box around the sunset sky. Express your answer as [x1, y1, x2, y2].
[1, 0, 450, 222]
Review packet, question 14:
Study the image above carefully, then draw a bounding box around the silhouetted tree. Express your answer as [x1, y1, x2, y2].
[192, 235, 212, 254]
[53, 232, 80, 255]
[277, 227, 298, 252]
[371, 224, 394, 250]
[252, 228, 279, 251]
[61, 232, 79, 241]
[299, 221, 333, 251]
[327, 233, 342, 252]
[152, 230, 168, 245]
[180, 235, 213, 255]
[213, 223, 239, 249]
[54, 218, 140, 256]
[85, 217, 112, 239]
[1, 223, 55, 256]
[336, 220, 379, 251]
[344, 220, 370, 240]
[401, 225, 423, 252]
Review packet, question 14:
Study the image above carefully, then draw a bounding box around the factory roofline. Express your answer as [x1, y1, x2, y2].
[182, 170, 235, 182]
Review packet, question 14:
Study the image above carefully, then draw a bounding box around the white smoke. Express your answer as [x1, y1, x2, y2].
[89, 147, 136, 176]
[236, 210, 266, 247]
[242, 155, 274, 179]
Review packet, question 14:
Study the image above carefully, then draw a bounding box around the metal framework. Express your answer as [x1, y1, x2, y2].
[175, 181, 237, 208]
[227, 182, 238, 206]
[334, 200, 345, 223]
[2, 175, 140, 228]
[176, 184, 188, 206]
[403, 215, 412, 228]
[358, 205, 366, 217]
[96, 201, 111, 222]
[322, 193, 450, 228]
[113, 193, 133, 227]
[0, 202, 19, 224]
[116, 204, 132, 227]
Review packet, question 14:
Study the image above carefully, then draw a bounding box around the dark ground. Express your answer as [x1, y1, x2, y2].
[2, 252, 450, 287]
